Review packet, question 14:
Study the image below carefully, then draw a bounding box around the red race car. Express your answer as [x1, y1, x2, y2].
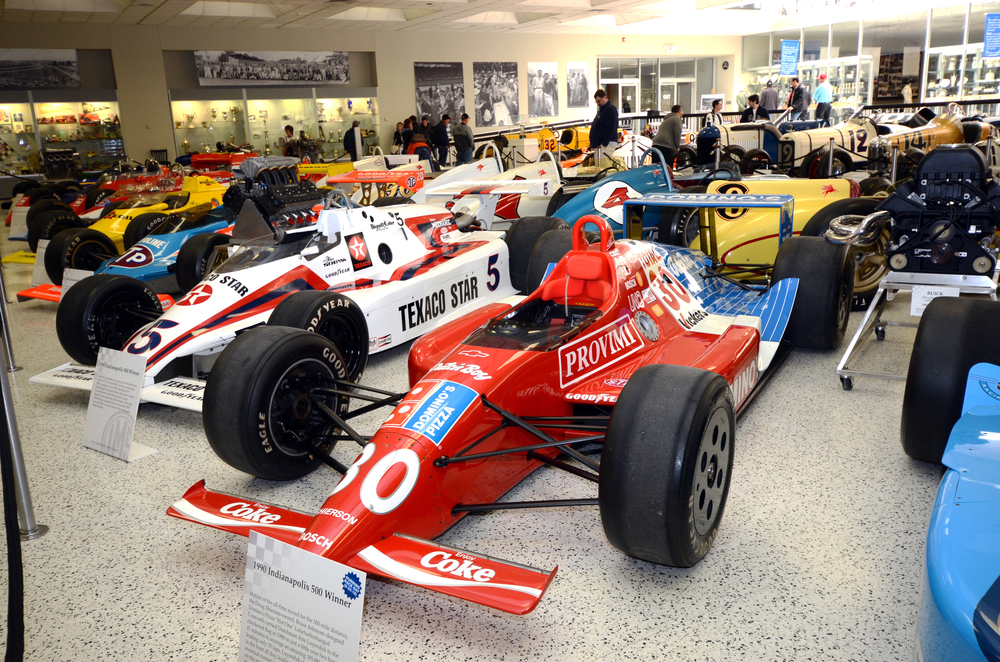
[169, 212, 852, 615]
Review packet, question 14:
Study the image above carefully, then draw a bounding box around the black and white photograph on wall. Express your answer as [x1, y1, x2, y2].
[527, 62, 559, 117]
[195, 51, 349, 86]
[473, 62, 519, 127]
[566, 61, 590, 109]
[413, 62, 466, 125]
[0, 49, 79, 89]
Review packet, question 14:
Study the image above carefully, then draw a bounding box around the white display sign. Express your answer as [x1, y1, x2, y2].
[910, 284, 960, 317]
[81, 347, 157, 462]
[30, 239, 53, 287]
[60, 268, 93, 300]
[240, 531, 365, 662]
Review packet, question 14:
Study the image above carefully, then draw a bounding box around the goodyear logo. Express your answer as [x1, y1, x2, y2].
[402, 380, 478, 444]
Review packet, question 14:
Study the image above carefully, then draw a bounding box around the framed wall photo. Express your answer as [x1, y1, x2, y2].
[527, 62, 558, 117]
[195, 51, 349, 86]
[413, 62, 466, 125]
[473, 62, 519, 127]
[566, 62, 591, 109]
[0, 49, 79, 89]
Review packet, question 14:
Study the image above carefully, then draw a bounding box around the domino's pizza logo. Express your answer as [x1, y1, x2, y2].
[346, 232, 372, 271]
[342, 572, 362, 599]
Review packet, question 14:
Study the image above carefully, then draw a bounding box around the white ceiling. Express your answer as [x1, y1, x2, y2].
[0, 0, 982, 35]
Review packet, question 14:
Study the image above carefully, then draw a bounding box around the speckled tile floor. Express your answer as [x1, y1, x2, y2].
[0, 227, 942, 662]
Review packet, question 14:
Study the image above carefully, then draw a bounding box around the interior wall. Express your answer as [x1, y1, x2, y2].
[0, 21, 738, 160]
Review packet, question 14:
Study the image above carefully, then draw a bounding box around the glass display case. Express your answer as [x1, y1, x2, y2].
[825, 56, 873, 112]
[743, 66, 777, 99]
[960, 44, 1000, 101]
[33, 101, 124, 170]
[170, 99, 248, 156]
[245, 98, 315, 157]
[0, 102, 38, 173]
[314, 96, 378, 162]
[925, 47, 966, 102]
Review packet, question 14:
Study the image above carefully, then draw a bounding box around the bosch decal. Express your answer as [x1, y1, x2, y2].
[402, 380, 478, 444]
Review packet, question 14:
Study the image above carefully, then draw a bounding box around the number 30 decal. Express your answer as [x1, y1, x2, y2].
[330, 444, 421, 515]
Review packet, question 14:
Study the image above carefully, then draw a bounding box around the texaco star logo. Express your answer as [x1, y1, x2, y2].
[177, 283, 212, 306]
[349, 236, 367, 261]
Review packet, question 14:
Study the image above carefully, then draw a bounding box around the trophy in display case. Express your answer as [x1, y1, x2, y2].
[209, 108, 218, 121]
[175, 120, 183, 129]
[317, 102, 326, 124]
[181, 138, 191, 154]
[185, 113, 196, 129]
[259, 109, 271, 156]
[222, 109, 229, 122]
[201, 121, 208, 128]
[229, 106, 240, 122]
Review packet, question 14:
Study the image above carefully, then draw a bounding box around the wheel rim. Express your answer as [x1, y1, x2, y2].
[691, 406, 732, 537]
[70, 240, 115, 271]
[853, 229, 890, 298]
[317, 313, 365, 380]
[267, 358, 346, 457]
[745, 154, 770, 174]
[94, 292, 161, 350]
[837, 258, 852, 331]
[681, 208, 701, 247]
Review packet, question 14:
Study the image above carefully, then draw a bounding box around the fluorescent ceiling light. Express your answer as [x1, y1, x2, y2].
[5, 0, 119, 11]
[560, 12, 615, 26]
[328, 7, 405, 20]
[516, 0, 590, 7]
[454, 11, 518, 23]
[181, 1, 276, 17]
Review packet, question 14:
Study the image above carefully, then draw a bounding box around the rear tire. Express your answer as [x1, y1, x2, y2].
[525, 228, 574, 294]
[740, 148, 772, 174]
[371, 196, 414, 207]
[799, 147, 854, 178]
[504, 216, 570, 294]
[28, 208, 83, 253]
[858, 176, 891, 197]
[123, 212, 170, 249]
[55, 274, 163, 365]
[84, 186, 116, 210]
[45, 228, 119, 285]
[203, 327, 351, 480]
[674, 146, 697, 169]
[772, 236, 853, 349]
[600, 364, 734, 567]
[175, 232, 229, 292]
[28, 186, 63, 205]
[901, 297, 1000, 463]
[11, 181, 40, 196]
[268, 291, 369, 383]
[26, 198, 71, 227]
[657, 185, 707, 246]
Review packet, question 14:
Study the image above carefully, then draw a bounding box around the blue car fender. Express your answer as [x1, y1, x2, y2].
[553, 164, 675, 235]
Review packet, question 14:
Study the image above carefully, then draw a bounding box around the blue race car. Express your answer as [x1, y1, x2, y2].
[903, 297, 1000, 662]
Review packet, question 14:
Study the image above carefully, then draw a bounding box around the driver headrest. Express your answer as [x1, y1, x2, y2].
[566, 253, 604, 280]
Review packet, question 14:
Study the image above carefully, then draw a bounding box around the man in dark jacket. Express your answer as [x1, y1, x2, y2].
[432, 115, 451, 165]
[787, 78, 806, 121]
[652, 104, 683, 166]
[452, 113, 475, 165]
[590, 89, 619, 161]
[739, 95, 770, 122]
[343, 120, 360, 161]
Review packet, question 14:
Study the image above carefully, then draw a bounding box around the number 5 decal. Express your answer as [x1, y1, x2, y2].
[487, 253, 500, 291]
[126, 319, 178, 355]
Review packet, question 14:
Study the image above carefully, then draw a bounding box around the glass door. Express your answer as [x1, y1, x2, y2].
[620, 84, 638, 114]
[660, 83, 676, 111]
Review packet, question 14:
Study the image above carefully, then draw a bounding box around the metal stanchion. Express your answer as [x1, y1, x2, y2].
[0, 263, 18, 372]
[714, 140, 722, 169]
[890, 146, 900, 183]
[828, 136, 836, 177]
[0, 360, 45, 540]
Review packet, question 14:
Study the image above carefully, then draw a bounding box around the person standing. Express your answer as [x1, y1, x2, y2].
[813, 74, 833, 125]
[432, 114, 451, 165]
[736, 87, 749, 112]
[787, 78, 806, 121]
[392, 122, 404, 153]
[401, 118, 414, 152]
[902, 79, 914, 105]
[705, 99, 724, 126]
[739, 95, 770, 122]
[590, 89, 619, 160]
[652, 104, 683, 166]
[343, 120, 360, 161]
[453, 113, 475, 165]
[761, 80, 779, 112]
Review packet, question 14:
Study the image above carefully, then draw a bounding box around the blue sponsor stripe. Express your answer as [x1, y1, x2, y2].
[402, 381, 478, 445]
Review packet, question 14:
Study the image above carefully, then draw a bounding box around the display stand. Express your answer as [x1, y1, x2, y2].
[836, 271, 999, 390]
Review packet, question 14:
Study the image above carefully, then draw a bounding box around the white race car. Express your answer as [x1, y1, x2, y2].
[32, 196, 562, 411]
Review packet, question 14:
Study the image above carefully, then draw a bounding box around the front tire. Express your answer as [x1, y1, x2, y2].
[203, 327, 351, 480]
[740, 148, 772, 174]
[901, 297, 1000, 463]
[504, 216, 570, 294]
[45, 228, 118, 285]
[28, 208, 84, 253]
[268, 291, 369, 383]
[525, 228, 574, 294]
[772, 236, 853, 349]
[55, 274, 162, 365]
[600, 364, 735, 567]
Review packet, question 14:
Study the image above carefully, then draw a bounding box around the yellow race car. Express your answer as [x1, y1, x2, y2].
[43, 175, 228, 285]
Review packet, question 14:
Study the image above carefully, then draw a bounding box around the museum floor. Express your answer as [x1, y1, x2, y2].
[0, 226, 940, 661]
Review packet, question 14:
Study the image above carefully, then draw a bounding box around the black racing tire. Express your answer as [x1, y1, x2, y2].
[268, 291, 369, 383]
[858, 176, 892, 197]
[99, 199, 126, 219]
[45, 228, 118, 285]
[371, 196, 415, 208]
[544, 187, 566, 217]
[901, 297, 1000, 463]
[657, 185, 707, 247]
[504, 216, 570, 294]
[799, 147, 854, 178]
[84, 185, 116, 210]
[723, 145, 746, 163]
[525, 228, 574, 295]
[800, 197, 883, 310]
[122, 212, 170, 249]
[11, 180, 40, 196]
[898, 148, 925, 180]
[600, 364, 735, 567]
[175, 232, 229, 293]
[772, 236, 853, 349]
[28, 186, 64, 205]
[26, 198, 71, 227]
[203, 327, 351, 481]
[56, 180, 79, 190]
[740, 148, 772, 175]
[28, 208, 85, 253]
[55, 274, 163, 365]
[674, 146, 697, 169]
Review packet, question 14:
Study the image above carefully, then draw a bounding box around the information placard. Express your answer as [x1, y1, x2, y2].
[30, 239, 53, 287]
[81, 347, 157, 462]
[780, 40, 800, 76]
[985, 14, 1000, 58]
[60, 268, 93, 300]
[240, 531, 365, 662]
[910, 284, 960, 317]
